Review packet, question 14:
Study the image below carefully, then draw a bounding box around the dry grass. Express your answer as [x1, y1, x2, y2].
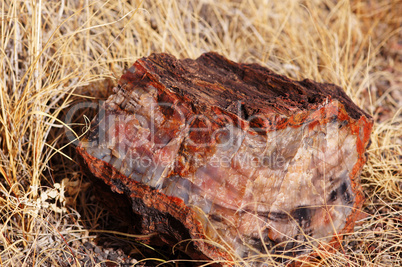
[0, 0, 401, 266]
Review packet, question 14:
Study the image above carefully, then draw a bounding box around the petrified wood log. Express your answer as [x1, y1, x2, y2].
[77, 52, 373, 265]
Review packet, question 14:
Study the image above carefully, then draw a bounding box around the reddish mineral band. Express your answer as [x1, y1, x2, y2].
[77, 52, 373, 264]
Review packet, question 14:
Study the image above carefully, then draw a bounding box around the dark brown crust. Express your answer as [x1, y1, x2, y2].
[136, 52, 369, 121]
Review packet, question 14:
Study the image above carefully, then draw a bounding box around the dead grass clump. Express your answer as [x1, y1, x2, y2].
[0, 0, 401, 266]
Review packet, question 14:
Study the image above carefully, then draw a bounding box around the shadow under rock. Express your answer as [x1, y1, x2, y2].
[72, 170, 197, 267]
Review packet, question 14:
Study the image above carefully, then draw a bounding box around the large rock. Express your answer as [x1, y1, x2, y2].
[77, 52, 373, 265]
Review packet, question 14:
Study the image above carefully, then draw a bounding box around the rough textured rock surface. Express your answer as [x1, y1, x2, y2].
[77, 52, 373, 265]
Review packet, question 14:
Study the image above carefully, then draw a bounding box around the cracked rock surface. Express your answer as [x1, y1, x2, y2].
[77, 52, 373, 264]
